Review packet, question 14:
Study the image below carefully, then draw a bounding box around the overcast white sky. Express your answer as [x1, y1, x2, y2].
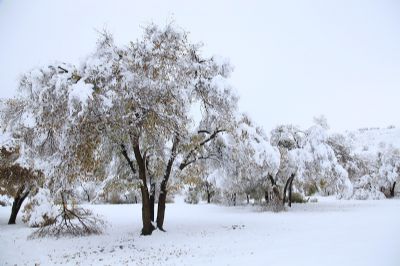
[0, 0, 399, 133]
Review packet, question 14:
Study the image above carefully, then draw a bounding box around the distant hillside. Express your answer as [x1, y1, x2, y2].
[346, 126, 400, 155]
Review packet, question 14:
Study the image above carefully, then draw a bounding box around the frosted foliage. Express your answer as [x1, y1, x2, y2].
[352, 175, 385, 200]
[68, 80, 94, 117]
[218, 114, 280, 201]
[3, 63, 80, 179]
[285, 125, 353, 198]
[23, 188, 58, 227]
[309, 126, 352, 198]
[0, 131, 15, 152]
[377, 145, 400, 187]
[234, 116, 278, 168]
[78, 24, 237, 147]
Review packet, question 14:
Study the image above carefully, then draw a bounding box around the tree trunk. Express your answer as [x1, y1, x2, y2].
[8, 188, 29, 225]
[156, 180, 168, 231]
[282, 174, 295, 206]
[264, 190, 269, 203]
[246, 194, 250, 204]
[121, 142, 154, 235]
[139, 185, 154, 235]
[205, 182, 211, 204]
[232, 193, 237, 206]
[288, 176, 294, 207]
[132, 143, 154, 235]
[390, 182, 396, 198]
[282, 177, 290, 205]
[156, 137, 179, 231]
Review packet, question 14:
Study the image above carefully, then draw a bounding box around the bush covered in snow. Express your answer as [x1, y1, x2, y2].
[352, 175, 386, 200]
[22, 188, 58, 227]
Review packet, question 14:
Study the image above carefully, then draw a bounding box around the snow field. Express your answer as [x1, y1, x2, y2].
[1, 198, 400, 266]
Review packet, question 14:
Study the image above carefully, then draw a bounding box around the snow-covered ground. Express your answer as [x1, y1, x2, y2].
[1, 198, 400, 266]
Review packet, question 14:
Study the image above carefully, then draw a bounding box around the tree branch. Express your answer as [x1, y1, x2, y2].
[58, 66, 68, 73]
[179, 129, 225, 170]
[267, 174, 276, 187]
[197, 130, 211, 134]
[120, 144, 137, 174]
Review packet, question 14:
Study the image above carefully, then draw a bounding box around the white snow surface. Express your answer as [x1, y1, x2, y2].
[1, 198, 399, 266]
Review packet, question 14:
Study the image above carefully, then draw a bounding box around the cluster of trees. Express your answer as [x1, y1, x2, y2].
[0, 24, 398, 237]
[195, 118, 399, 206]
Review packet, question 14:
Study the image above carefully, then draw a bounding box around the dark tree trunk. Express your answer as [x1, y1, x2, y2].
[268, 174, 276, 186]
[8, 188, 29, 225]
[156, 137, 179, 231]
[246, 194, 250, 204]
[282, 174, 295, 206]
[121, 142, 154, 235]
[268, 174, 281, 205]
[390, 182, 396, 198]
[282, 178, 290, 205]
[232, 193, 237, 206]
[133, 144, 155, 235]
[288, 176, 294, 207]
[264, 190, 269, 203]
[156, 180, 168, 231]
[139, 185, 154, 235]
[205, 182, 212, 203]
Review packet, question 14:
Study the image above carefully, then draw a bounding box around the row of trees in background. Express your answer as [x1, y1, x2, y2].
[183, 117, 399, 207]
[0, 24, 399, 237]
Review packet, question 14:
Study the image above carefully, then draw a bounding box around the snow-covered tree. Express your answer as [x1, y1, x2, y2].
[114, 25, 232, 233]
[293, 124, 353, 199]
[270, 122, 353, 207]
[328, 133, 367, 182]
[376, 144, 399, 197]
[219, 114, 279, 206]
[0, 58, 107, 236]
[0, 23, 238, 235]
[15, 24, 236, 235]
[0, 142, 43, 224]
[270, 124, 304, 208]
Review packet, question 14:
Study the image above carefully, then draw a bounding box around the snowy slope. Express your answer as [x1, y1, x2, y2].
[347, 127, 400, 155]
